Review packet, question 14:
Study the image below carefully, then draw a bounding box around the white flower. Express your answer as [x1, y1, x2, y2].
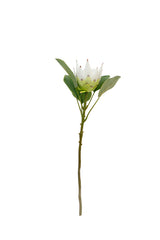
[74, 59, 103, 92]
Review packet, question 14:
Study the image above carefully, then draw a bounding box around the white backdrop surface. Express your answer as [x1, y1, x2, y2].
[0, 0, 160, 239]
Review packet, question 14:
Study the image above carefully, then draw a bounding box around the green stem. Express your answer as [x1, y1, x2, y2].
[76, 99, 82, 116]
[85, 97, 100, 122]
[78, 95, 87, 216]
[86, 92, 95, 109]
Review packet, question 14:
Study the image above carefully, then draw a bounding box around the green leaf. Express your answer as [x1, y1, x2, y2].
[94, 75, 110, 92]
[56, 58, 78, 88]
[63, 75, 79, 99]
[98, 76, 120, 97]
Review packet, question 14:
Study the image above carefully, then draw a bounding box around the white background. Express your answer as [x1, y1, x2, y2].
[0, 0, 160, 239]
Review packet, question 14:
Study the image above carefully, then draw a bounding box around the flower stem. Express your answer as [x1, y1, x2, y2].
[85, 97, 100, 122]
[86, 92, 95, 109]
[78, 97, 87, 216]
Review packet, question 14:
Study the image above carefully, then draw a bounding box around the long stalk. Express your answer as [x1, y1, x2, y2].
[78, 94, 98, 215]
[78, 100, 86, 216]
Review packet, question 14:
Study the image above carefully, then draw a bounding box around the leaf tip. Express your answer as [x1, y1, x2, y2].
[55, 58, 61, 62]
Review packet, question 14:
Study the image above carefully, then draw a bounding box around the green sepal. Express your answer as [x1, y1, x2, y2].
[98, 76, 120, 97]
[56, 58, 78, 88]
[63, 75, 91, 103]
[79, 92, 92, 103]
[94, 75, 110, 92]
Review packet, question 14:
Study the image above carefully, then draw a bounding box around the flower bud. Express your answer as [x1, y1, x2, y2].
[75, 60, 103, 92]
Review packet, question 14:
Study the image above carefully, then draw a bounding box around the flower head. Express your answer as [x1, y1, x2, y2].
[75, 59, 103, 92]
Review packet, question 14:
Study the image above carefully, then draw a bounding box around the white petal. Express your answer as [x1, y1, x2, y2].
[83, 59, 91, 78]
[75, 59, 103, 81]
[98, 63, 103, 77]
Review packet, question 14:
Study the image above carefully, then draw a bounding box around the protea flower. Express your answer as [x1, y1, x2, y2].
[56, 58, 120, 216]
[75, 59, 103, 92]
